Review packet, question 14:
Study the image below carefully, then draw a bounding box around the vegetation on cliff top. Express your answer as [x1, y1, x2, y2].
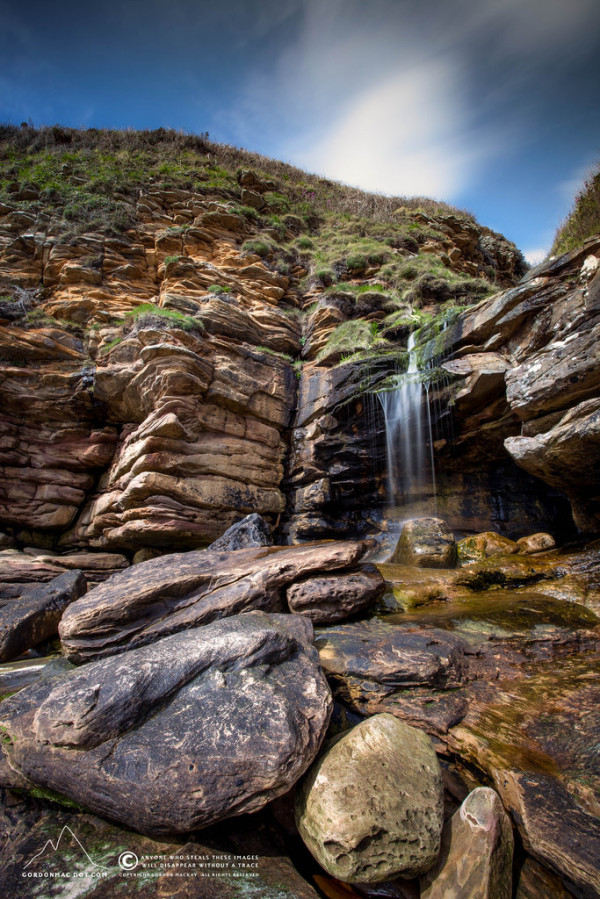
[552, 161, 600, 256]
[0, 123, 474, 226]
[0, 123, 527, 375]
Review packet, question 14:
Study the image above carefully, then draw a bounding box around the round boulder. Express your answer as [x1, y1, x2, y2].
[516, 532, 556, 555]
[295, 713, 444, 882]
[457, 532, 518, 564]
[392, 518, 457, 568]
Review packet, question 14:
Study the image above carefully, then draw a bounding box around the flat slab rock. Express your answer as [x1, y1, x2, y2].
[0, 611, 332, 837]
[59, 540, 370, 662]
[316, 619, 471, 735]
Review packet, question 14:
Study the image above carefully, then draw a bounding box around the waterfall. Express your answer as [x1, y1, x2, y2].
[377, 333, 436, 511]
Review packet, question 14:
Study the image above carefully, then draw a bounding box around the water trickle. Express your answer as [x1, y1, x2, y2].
[377, 333, 436, 512]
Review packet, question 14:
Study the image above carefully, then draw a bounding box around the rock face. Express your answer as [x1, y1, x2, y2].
[420, 787, 514, 899]
[429, 237, 600, 535]
[0, 570, 86, 661]
[0, 611, 332, 836]
[59, 540, 370, 662]
[295, 713, 444, 882]
[392, 518, 457, 568]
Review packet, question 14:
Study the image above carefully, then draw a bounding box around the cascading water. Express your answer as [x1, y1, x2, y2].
[377, 333, 436, 514]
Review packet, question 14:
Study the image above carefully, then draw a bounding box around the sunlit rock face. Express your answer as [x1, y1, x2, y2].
[0, 128, 597, 550]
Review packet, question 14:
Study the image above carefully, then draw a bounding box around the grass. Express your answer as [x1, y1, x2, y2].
[123, 304, 203, 332]
[0, 124, 477, 233]
[552, 162, 600, 256]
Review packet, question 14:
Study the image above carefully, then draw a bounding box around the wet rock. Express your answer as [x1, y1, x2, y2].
[295, 713, 444, 882]
[0, 570, 86, 662]
[60, 540, 367, 662]
[457, 532, 518, 564]
[392, 518, 457, 568]
[420, 787, 513, 898]
[316, 619, 470, 735]
[0, 611, 332, 836]
[207, 512, 273, 551]
[516, 532, 556, 555]
[286, 564, 385, 624]
[515, 857, 573, 899]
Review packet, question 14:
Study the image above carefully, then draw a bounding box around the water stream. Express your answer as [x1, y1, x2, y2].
[377, 333, 436, 513]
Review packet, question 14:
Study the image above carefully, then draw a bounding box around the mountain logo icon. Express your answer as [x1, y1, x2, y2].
[23, 825, 111, 871]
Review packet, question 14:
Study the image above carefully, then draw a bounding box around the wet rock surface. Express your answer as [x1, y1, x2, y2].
[295, 714, 444, 882]
[0, 611, 332, 836]
[392, 518, 457, 569]
[59, 540, 369, 662]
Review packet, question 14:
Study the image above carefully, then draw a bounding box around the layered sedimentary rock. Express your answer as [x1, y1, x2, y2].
[59, 540, 371, 662]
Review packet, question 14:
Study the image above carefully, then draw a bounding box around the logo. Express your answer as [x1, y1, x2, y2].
[23, 825, 110, 872]
[118, 851, 139, 871]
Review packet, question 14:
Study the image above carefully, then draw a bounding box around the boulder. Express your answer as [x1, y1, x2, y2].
[420, 787, 513, 898]
[392, 518, 457, 568]
[457, 532, 518, 564]
[516, 533, 556, 555]
[286, 564, 385, 624]
[207, 512, 273, 551]
[295, 713, 444, 882]
[0, 611, 332, 836]
[0, 570, 87, 662]
[59, 540, 368, 663]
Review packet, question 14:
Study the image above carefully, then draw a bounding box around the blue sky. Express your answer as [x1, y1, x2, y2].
[1, 0, 599, 262]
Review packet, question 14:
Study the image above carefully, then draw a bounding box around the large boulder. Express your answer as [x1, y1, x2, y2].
[420, 787, 514, 898]
[0, 570, 86, 661]
[392, 518, 457, 568]
[0, 611, 332, 837]
[295, 713, 444, 882]
[59, 541, 368, 663]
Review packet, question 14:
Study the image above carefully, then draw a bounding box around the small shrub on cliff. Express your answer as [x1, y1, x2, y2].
[208, 284, 231, 294]
[242, 238, 275, 258]
[124, 304, 203, 333]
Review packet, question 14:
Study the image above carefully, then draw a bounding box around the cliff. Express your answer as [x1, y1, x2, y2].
[0, 124, 596, 559]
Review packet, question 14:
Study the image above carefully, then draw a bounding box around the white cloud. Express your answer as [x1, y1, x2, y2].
[523, 247, 548, 266]
[290, 60, 488, 200]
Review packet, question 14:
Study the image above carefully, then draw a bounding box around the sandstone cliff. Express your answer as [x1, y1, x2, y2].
[0, 125, 595, 558]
